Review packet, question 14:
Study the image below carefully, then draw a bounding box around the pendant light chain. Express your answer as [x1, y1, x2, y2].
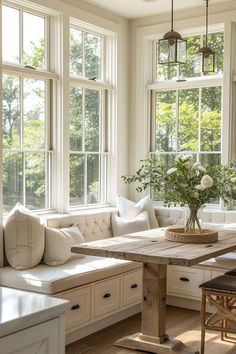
[171, 0, 174, 31]
[205, 0, 209, 47]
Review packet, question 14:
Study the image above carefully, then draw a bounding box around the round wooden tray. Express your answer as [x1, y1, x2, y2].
[165, 227, 218, 243]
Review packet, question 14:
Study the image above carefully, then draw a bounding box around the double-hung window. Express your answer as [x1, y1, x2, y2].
[150, 31, 224, 169]
[69, 23, 110, 207]
[2, 3, 54, 212]
[149, 31, 224, 201]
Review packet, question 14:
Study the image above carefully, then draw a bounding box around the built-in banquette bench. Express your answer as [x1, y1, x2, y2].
[1, 206, 236, 343]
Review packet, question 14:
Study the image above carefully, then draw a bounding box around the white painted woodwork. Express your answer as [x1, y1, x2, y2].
[60, 285, 91, 330]
[0, 287, 68, 354]
[123, 269, 142, 307]
[167, 266, 204, 300]
[94, 277, 121, 318]
[1, 318, 59, 354]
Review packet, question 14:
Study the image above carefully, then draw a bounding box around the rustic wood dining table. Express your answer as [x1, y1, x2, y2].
[71, 227, 236, 354]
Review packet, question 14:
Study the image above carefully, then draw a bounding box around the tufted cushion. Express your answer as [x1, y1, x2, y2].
[201, 210, 236, 224]
[155, 207, 185, 227]
[45, 208, 116, 242]
[0, 256, 141, 294]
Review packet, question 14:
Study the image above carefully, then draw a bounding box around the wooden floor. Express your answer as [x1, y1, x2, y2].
[66, 306, 236, 354]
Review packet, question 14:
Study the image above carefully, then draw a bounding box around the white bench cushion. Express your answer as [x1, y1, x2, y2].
[199, 252, 236, 270]
[0, 256, 141, 295]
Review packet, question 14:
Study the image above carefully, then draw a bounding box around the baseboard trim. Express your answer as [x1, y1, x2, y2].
[66, 304, 141, 345]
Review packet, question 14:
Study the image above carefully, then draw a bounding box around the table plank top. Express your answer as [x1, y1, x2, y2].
[71, 228, 236, 266]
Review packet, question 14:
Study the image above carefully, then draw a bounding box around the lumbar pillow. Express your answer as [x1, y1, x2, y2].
[4, 203, 45, 270]
[112, 211, 150, 237]
[116, 195, 159, 229]
[43, 225, 85, 266]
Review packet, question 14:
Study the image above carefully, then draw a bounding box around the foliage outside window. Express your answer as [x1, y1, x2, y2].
[69, 25, 108, 206]
[2, 4, 51, 212]
[152, 32, 224, 202]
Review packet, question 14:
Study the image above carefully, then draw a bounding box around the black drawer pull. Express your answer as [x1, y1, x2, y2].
[131, 284, 138, 289]
[180, 277, 189, 282]
[103, 293, 111, 299]
[71, 304, 80, 310]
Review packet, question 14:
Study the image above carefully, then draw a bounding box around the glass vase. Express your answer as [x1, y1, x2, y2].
[184, 207, 202, 234]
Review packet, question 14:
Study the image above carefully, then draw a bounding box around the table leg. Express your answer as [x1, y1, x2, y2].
[115, 262, 199, 354]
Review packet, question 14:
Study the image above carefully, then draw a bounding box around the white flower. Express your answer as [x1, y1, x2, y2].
[193, 191, 199, 198]
[175, 154, 183, 161]
[167, 167, 177, 175]
[197, 165, 207, 173]
[182, 154, 193, 162]
[195, 184, 206, 191]
[231, 177, 236, 183]
[192, 162, 201, 169]
[201, 175, 213, 189]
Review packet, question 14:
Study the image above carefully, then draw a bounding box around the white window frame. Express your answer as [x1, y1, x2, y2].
[149, 29, 224, 204]
[2, 1, 57, 212]
[69, 19, 114, 209]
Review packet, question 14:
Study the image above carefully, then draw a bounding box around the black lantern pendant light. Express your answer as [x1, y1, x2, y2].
[158, 0, 187, 65]
[197, 0, 215, 73]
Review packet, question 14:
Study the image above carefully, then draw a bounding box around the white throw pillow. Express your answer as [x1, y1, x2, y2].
[43, 225, 85, 266]
[4, 203, 45, 270]
[116, 195, 159, 229]
[112, 211, 150, 237]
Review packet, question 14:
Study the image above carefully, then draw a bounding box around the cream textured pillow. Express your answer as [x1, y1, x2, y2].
[116, 195, 159, 229]
[43, 225, 85, 266]
[4, 203, 45, 270]
[112, 211, 150, 237]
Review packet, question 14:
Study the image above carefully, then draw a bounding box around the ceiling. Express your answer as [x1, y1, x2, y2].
[83, 0, 232, 19]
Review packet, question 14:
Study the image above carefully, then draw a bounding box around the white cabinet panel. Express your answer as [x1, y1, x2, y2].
[61, 286, 91, 330]
[0, 318, 59, 354]
[167, 266, 204, 299]
[94, 277, 120, 318]
[123, 270, 142, 307]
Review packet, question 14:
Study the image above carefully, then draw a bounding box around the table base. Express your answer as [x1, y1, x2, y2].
[115, 333, 199, 354]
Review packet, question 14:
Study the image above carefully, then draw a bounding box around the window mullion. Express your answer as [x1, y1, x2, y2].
[175, 90, 179, 153]
[22, 152, 26, 206]
[82, 31, 85, 79]
[19, 9, 23, 64]
[198, 88, 202, 162]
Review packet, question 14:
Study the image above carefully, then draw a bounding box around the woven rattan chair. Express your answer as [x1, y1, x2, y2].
[199, 275, 236, 354]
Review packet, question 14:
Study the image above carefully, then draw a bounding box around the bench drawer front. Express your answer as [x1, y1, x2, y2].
[167, 266, 204, 299]
[123, 270, 142, 306]
[94, 277, 120, 318]
[61, 286, 91, 330]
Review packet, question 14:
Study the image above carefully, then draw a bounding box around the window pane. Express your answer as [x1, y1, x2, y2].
[3, 152, 23, 212]
[87, 154, 99, 204]
[179, 35, 201, 78]
[2, 6, 20, 64]
[23, 12, 45, 69]
[178, 89, 199, 151]
[85, 33, 102, 80]
[2, 75, 21, 149]
[201, 87, 221, 152]
[23, 79, 46, 150]
[150, 154, 177, 201]
[85, 89, 100, 151]
[25, 153, 46, 210]
[203, 32, 224, 75]
[70, 154, 85, 205]
[200, 153, 221, 167]
[69, 86, 83, 151]
[70, 28, 83, 77]
[155, 91, 176, 152]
